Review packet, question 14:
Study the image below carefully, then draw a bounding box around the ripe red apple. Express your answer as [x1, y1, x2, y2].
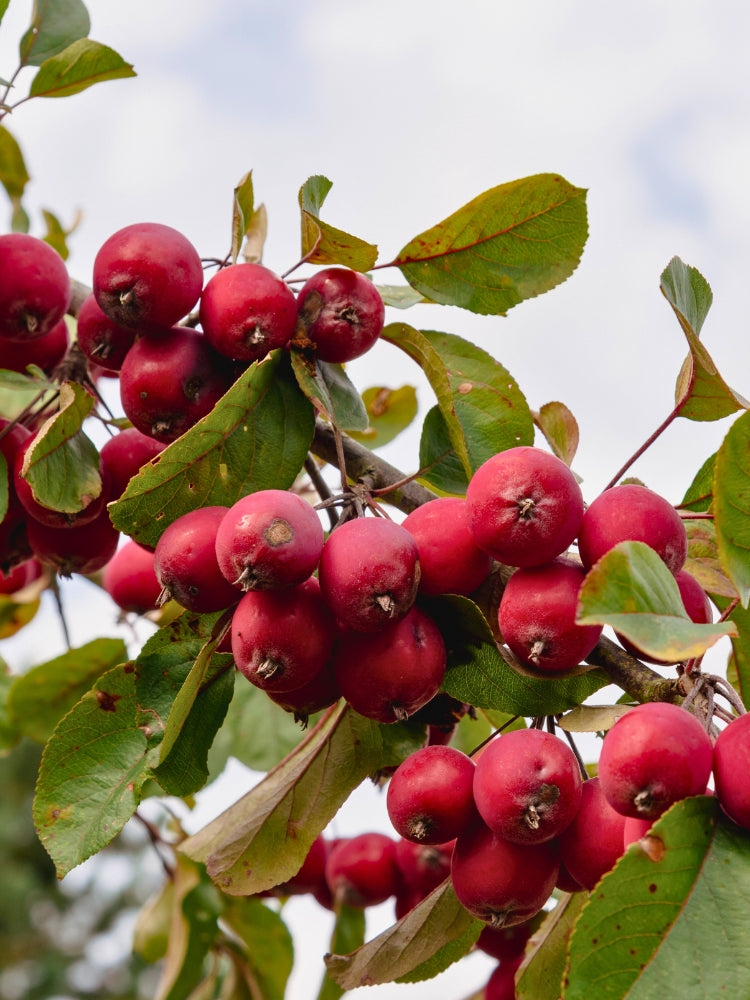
[713, 713, 750, 830]
[325, 833, 399, 908]
[557, 776, 627, 890]
[295, 266, 385, 363]
[0, 233, 71, 341]
[402, 496, 492, 596]
[386, 744, 477, 844]
[0, 317, 69, 373]
[153, 506, 239, 613]
[103, 540, 162, 614]
[76, 293, 137, 374]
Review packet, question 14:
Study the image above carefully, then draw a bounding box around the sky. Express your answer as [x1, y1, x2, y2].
[2, 1, 750, 997]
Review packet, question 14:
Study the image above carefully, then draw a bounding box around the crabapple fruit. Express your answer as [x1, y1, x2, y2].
[119, 326, 233, 442]
[264, 655, 341, 723]
[393, 837, 453, 900]
[76, 293, 137, 373]
[99, 427, 167, 500]
[333, 605, 446, 723]
[0, 233, 71, 341]
[597, 701, 713, 820]
[103, 540, 161, 614]
[93, 222, 203, 331]
[577, 482, 687, 575]
[0, 317, 69, 373]
[465, 446, 584, 568]
[498, 556, 603, 673]
[231, 577, 336, 693]
[473, 729, 583, 844]
[215, 488, 324, 591]
[557, 777, 627, 890]
[325, 833, 399, 908]
[451, 819, 559, 927]
[0, 557, 42, 595]
[476, 921, 532, 962]
[13, 436, 109, 529]
[27, 506, 120, 577]
[402, 496, 492, 596]
[153, 506, 239, 613]
[484, 956, 525, 1000]
[712, 713, 750, 830]
[318, 516, 420, 632]
[199, 262, 298, 362]
[295, 266, 385, 363]
[386, 745, 477, 844]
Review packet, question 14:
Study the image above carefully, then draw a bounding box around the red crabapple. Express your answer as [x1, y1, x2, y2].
[199, 262, 298, 362]
[577, 482, 687, 575]
[318, 516, 420, 632]
[597, 701, 713, 820]
[451, 819, 559, 927]
[93, 222, 203, 331]
[333, 605, 446, 723]
[498, 556, 603, 673]
[76, 293, 137, 373]
[402, 497, 492, 596]
[476, 921, 532, 962]
[465, 446, 584, 568]
[103, 540, 162, 614]
[0, 317, 69, 373]
[99, 427, 167, 500]
[295, 266, 385, 364]
[231, 577, 336, 693]
[0, 557, 42, 595]
[484, 956, 525, 1000]
[264, 655, 341, 723]
[27, 506, 120, 577]
[119, 326, 233, 442]
[325, 833, 399, 908]
[153, 506, 239, 613]
[0, 233, 71, 341]
[393, 837, 453, 900]
[557, 777, 626, 890]
[473, 729, 583, 844]
[215, 489, 324, 591]
[712, 713, 750, 830]
[386, 745, 477, 844]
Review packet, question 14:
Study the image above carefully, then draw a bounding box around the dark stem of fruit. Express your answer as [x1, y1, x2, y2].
[391, 702, 409, 722]
[517, 496, 536, 519]
[634, 789, 657, 815]
[601, 402, 682, 492]
[560, 727, 589, 781]
[488, 910, 510, 930]
[524, 801, 541, 830]
[407, 817, 432, 842]
[119, 288, 135, 308]
[304, 453, 339, 530]
[374, 592, 396, 617]
[528, 639, 546, 664]
[157, 585, 173, 608]
[257, 657, 284, 681]
[235, 565, 261, 590]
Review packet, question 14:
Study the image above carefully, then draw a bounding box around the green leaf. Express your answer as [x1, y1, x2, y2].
[0, 125, 30, 201]
[660, 257, 750, 422]
[715, 597, 750, 710]
[19, 0, 90, 66]
[317, 905, 366, 1000]
[298, 175, 378, 272]
[565, 796, 750, 999]
[0, 1, 10, 28]
[33, 662, 157, 877]
[557, 704, 631, 734]
[435, 595, 609, 716]
[29, 38, 136, 98]
[290, 350, 369, 431]
[375, 284, 433, 309]
[577, 540, 736, 660]
[0, 590, 40, 638]
[684, 517, 737, 600]
[348, 385, 418, 449]
[714, 410, 750, 607]
[109, 352, 315, 548]
[41, 207, 71, 259]
[207, 676, 312, 777]
[516, 893, 588, 1000]
[133, 879, 174, 963]
[393, 174, 588, 315]
[533, 401, 580, 466]
[222, 897, 294, 1000]
[679, 451, 715, 513]
[418, 405, 470, 495]
[231, 170, 254, 264]
[7, 637, 127, 743]
[325, 880, 481, 989]
[21, 381, 101, 514]
[180, 703, 425, 895]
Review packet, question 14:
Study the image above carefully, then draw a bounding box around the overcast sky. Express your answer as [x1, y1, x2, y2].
[2, 2, 750, 997]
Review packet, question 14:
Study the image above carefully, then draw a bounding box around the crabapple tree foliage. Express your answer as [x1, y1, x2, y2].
[2, 4, 750, 999]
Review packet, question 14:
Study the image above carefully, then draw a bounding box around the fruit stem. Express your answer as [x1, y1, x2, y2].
[601, 402, 682, 492]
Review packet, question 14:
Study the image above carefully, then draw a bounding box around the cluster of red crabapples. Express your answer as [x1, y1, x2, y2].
[0, 223, 384, 582]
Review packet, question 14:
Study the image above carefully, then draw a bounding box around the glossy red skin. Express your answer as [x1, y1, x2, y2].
[27, 506, 120, 577]
[577, 483, 687, 574]
[557, 777, 626, 890]
[622, 814, 654, 848]
[119, 326, 233, 442]
[265, 655, 341, 720]
[103, 540, 162, 613]
[13, 436, 108, 529]
[99, 427, 168, 500]
[325, 833, 399, 908]
[597, 702, 713, 820]
[393, 837, 453, 898]
[296, 266, 385, 363]
[231, 577, 336, 693]
[465, 446, 584, 568]
[476, 920, 532, 962]
[76, 293, 136, 373]
[318, 517, 420, 633]
[215, 488, 324, 591]
[0, 233, 71, 341]
[199, 262, 297, 362]
[484, 955, 525, 1000]
[498, 557, 602, 673]
[402, 497, 492, 596]
[713, 713, 750, 830]
[0, 557, 42, 595]
[154, 506, 239, 613]
[93, 222, 203, 331]
[473, 729, 583, 845]
[617, 569, 713, 664]
[0, 317, 69, 372]
[386, 745, 477, 845]
[333, 605, 446, 724]
[451, 819, 559, 927]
